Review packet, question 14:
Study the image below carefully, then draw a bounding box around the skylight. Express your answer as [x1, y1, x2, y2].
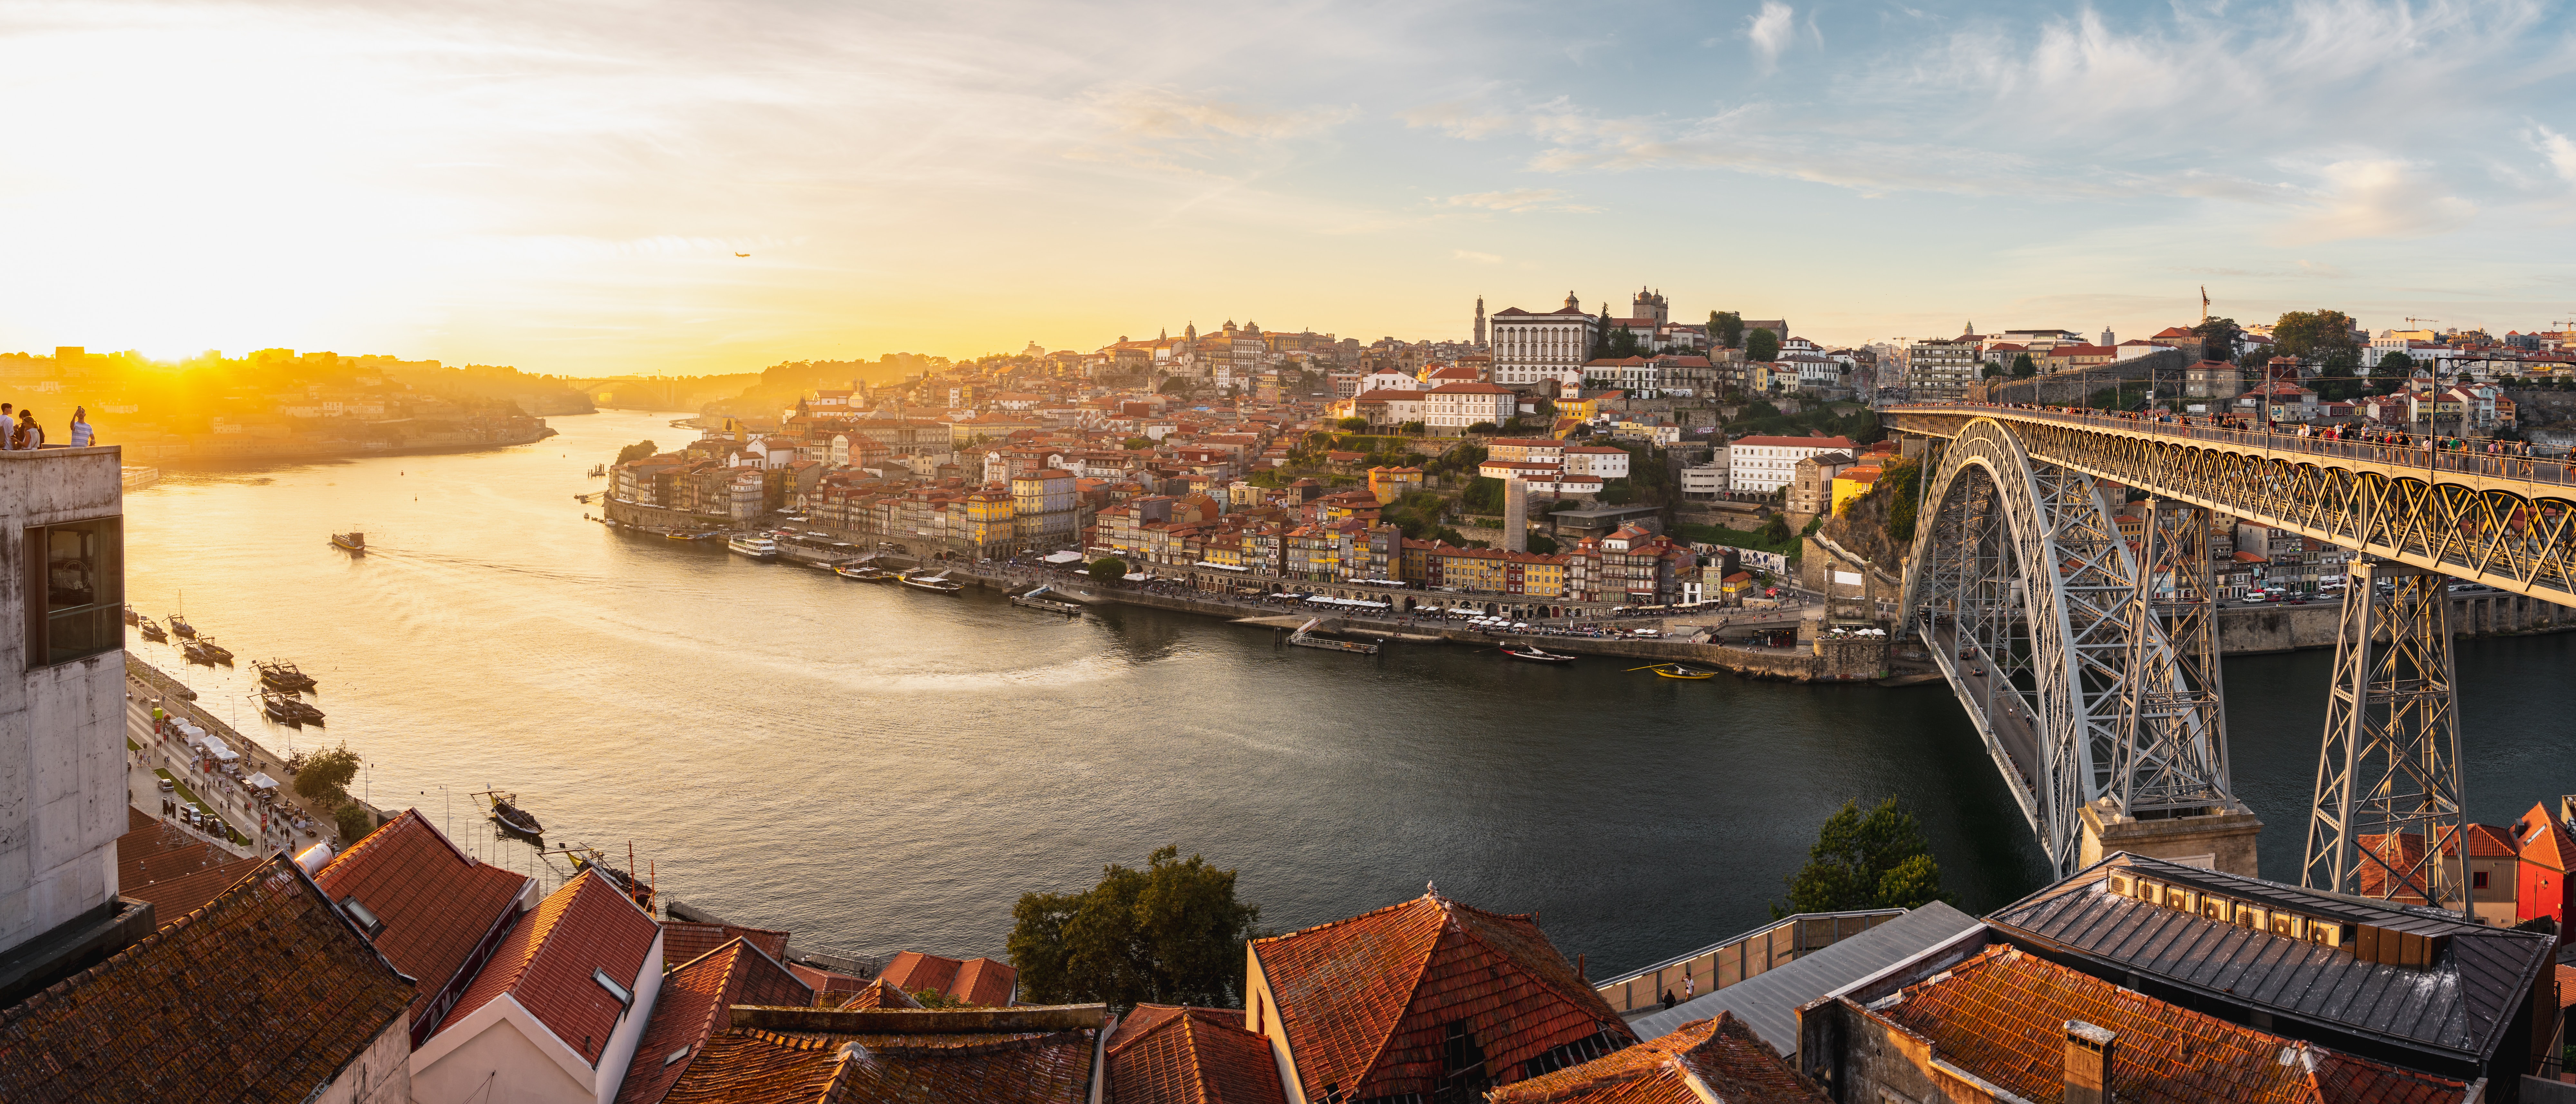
[339, 896, 384, 939]
[595, 967, 633, 1011]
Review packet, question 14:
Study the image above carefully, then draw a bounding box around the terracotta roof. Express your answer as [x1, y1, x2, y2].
[663, 1011, 1101, 1104]
[436, 869, 661, 1067]
[0, 856, 416, 1102]
[1106, 1005, 1287, 1104]
[126, 851, 267, 921]
[837, 977, 925, 1010]
[1871, 944, 2471, 1104]
[662, 920, 791, 967]
[2514, 802, 2576, 873]
[1487, 1013, 1825, 1104]
[1250, 891, 1633, 1102]
[315, 808, 533, 1037]
[616, 938, 816, 1104]
[115, 815, 264, 922]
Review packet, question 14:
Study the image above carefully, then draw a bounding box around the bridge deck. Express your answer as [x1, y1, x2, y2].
[1925, 620, 2042, 831]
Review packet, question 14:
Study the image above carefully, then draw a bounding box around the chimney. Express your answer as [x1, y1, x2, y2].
[2064, 1020, 2115, 1104]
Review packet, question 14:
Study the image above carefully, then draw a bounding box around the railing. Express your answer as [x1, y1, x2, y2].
[1593, 908, 1907, 1016]
[1888, 404, 2576, 490]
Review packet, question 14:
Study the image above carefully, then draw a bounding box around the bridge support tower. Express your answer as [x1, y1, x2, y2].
[2303, 559, 2467, 911]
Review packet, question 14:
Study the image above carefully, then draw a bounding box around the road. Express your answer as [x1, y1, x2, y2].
[1927, 621, 2042, 798]
[126, 671, 337, 859]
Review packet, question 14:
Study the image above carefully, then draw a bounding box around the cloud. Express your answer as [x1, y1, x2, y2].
[2272, 160, 2476, 245]
[1090, 86, 1357, 143]
[2296, 259, 2347, 278]
[2534, 125, 2576, 185]
[1436, 188, 1599, 213]
[1747, 2, 1795, 67]
[1453, 249, 1502, 264]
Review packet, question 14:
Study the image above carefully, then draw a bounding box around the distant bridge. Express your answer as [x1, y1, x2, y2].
[1885, 405, 2571, 906]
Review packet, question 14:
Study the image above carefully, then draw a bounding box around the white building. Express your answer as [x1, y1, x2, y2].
[1485, 438, 1566, 464]
[1727, 435, 1859, 495]
[1681, 456, 1730, 499]
[1491, 293, 1599, 387]
[410, 870, 666, 1104]
[1421, 382, 1518, 432]
[1559, 445, 1631, 478]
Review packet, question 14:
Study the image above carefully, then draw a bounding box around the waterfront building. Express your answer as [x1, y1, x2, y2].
[0, 439, 138, 1008]
[1243, 888, 1634, 1104]
[409, 870, 666, 1104]
[1011, 468, 1079, 550]
[1594, 524, 1695, 605]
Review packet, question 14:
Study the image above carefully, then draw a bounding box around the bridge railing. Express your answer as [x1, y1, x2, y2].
[1888, 404, 2576, 491]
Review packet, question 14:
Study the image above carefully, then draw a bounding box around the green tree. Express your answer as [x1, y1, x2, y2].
[1746, 328, 1781, 362]
[1338, 417, 1369, 431]
[294, 742, 361, 806]
[1089, 557, 1129, 584]
[1774, 798, 1947, 916]
[1008, 845, 1263, 1010]
[2192, 317, 2241, 361]
[614, 440, 659, 464]
[1593, 306, 1615, 359]
[1401, 421, 1426, 436]
[1607, 328, 1642, 358]
[1122, 437, 1154, 450]
[2272, 309, 2360, 361]
[2373, 351, 2417, 391]
[1527, 533, 1560, 555]
[1981, 364, 2006, 380]
[334, 804, 376, 844]
[1599, 479, 1636, 505]
[1761, 514, 1791, 544]
[1461, 476, 1505, 512]
[2010, 353, 2037, 379]
[1710, 311, 1745, 350]
[1466, 421, 1500, 435]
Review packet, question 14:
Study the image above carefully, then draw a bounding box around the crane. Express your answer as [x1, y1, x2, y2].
[2405, 316, 2439, 331]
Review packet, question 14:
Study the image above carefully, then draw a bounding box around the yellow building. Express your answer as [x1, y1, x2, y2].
[1830, 466, 1881, 515]
[966, 489, 1016, 550]
[1367, 466, 1424, 505]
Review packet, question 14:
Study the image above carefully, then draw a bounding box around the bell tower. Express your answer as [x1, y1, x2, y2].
[1474, 297, 1487, 346]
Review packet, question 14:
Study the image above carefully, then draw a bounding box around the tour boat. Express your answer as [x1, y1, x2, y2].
[257, 659, 317, 692]
[331, 531, 366, 554]
[139, 617, 168, 642]
[1629, 663, 1714, 680]
[476, 789, 545, 838]
[726, 534, 780, 561]
[1500, 643, 1576, 663]
[900, 570, 963, 594]
[193, 636, 235, 665]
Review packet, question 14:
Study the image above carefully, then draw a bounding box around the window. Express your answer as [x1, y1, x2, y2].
[25, 516, 121, 668]
[2473, 870, 2490, 890]
[340, 895, 386, 939]
[595, 966, 634, 1012]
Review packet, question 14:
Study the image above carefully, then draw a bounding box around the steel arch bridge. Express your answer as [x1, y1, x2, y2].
[1887, 406, 2576, 892]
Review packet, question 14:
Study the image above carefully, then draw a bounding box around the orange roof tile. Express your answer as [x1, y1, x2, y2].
[836, 977, 925, 1010]
[115, 815, 264, 922]
[436, 869, 661, 1068]
[0, 857, 416, 1102]
[664, 1014, 1100, 1104]
[616, 938, 815, 1104]
[1250, 891, 1633, 1102]
[1487, 1013, 1825, 1104]
[1107, 1005, 1287, 1104]
[1872, 944, 2472, 1104]
[314, 808, 533, 1040]
[661, 920, 791, 967]
[2515, 802, 2576, 873]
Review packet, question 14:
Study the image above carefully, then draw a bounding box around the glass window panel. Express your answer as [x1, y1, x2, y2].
[29, 516, 122, 668]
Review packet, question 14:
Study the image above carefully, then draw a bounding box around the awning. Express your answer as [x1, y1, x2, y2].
[246, 772, 279, 789]
[1123, 572, 1148, 581]
[209, 746, 240, 762]
[1041, 551, 1084, 564]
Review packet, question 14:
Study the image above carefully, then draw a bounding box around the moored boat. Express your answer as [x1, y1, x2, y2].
[727, 534, 780, 561]
[123, 604, 139, 626]
[1630, 662, 1714, 679]
[899, 570, 963, 594]
[834, 562, 892, 580]
[168, 613, 196, 639]
[1500, 643, 1577, 663]
[588, 464, 606, 477]
[183, 639, 217, 665]
[256, 659, 317, 692]
[331, 531, 366, 554]
[476, 789, 545, 837]
[259, 688, 323, 725]
[194, 636, 235, 665]
[139, 617, 168, 642]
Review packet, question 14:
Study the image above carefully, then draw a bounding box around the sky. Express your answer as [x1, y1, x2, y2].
[5, 0, 2575, 376]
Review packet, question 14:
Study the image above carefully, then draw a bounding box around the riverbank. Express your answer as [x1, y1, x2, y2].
[119, 420, 558, 466]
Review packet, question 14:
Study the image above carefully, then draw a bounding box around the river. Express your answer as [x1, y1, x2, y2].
[116, 410, 2576, 978]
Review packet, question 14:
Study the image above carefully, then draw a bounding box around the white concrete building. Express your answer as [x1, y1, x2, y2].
[1490, 294, 1599, 388]
[1421, 382, 1518, 432]
[410, 871, 666, 1104]
[1727, 435, 1859, 495]
[1681, 457, 1730, 499]
[1559, 445, 1631, 479]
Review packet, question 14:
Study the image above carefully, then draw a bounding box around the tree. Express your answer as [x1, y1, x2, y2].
[294, 742, 361, 806]
[1760, 514, 1791, 544]
[2192, 317, 2241, 361]
[2010, 353, 2037, 379]
[1122, 436, 1154, 450]
[1607, 328, 1642, 358]
[1528, 533, 1560, 555]
[2373, 351, 2417, 391]
[1008, 845, 1262, 1010]
[1461, 476, 1505, 512]
[335, 804, 376, 844]
[1746, 327, 1781, 362]
[1089, 557, 1129, 584]
[1466, 421, 1500, 435]
[1338, 417, 1369, 431]
[2272, 309, 2360, 361]
[1774, 798, 1947, 917]
[615, 440, 659, 464]
[1593, 306, 1615, 359]
[1981, 364, 2006, 380]
[1600, 479, 1636, 505]
[1401, 421, 1426, 436]
[1710, 311, 1745, 350]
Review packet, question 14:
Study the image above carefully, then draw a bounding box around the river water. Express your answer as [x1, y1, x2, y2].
[117, 410, 2576, 977]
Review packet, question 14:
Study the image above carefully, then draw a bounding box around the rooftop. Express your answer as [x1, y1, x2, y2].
[436, 868, 662, 1068]
[662, 1005, 1105, 1104]
[880, 951, 1019, 1007]
[1106, 1005, 1288, 1104]
[315, 808, 534, 1036]
[616, 937, 815, 1104]
[1489, 1013, 1826, 1104]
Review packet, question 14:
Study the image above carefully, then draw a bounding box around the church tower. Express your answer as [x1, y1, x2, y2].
[1474, 297, 1487, 346]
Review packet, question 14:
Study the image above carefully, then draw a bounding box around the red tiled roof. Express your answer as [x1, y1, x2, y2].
[1488, 1013, 1825, 1104]
[314, 808, 533, 1035]
[126, 851, 267, 921]
[0, 857, 417, 1102]
[616, 938, 815, 1104]
[437, 869, 661, 1068]
[880, 951, 1019, 1005]
[836, 977, 925, 1010]
[664, 1016, 1100, 1104]
[1251, 891, 1632, 1102]
[116, 815, 264, 922]
[1873, 944, 2472, 1104]
[2515, 802, 2576, 873]
[661, 920, 791, 967]
[1107, 1005, 1287, 1104]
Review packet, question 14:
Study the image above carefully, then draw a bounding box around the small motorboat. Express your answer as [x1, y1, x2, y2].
[477, 789, 545, 838]
[139, 617, 168, 642]
[900, 570, 963, 594]
[1500, 643, 1576, 664]
[331, 532, 366, 554]
[194, 636, 235, 665]
[1630, 663, 1715, 680]
[257, 659, 317, 692]
[168, 613, 196, 639]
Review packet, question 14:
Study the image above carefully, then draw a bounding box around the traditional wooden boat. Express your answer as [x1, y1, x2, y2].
[256, 659, 317, 692]
[1500, 643, 1577, 664]
[1630, 663, 1715, 680]
[193, 636, 235, 665]
[168, 613, 195, 639]
[259, 688, 318, 725]
[183, 639, 217, 665]
[331, 531, 366, 554]
[476, 789, 545, 838]
[834, 562, 892, 580]
[123, 604, 139, 626]
[554, 845, 655, 912]
[139, 617, 168, 642]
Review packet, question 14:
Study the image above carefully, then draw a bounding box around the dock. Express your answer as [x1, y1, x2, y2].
[1287, 617, 1380, 655]
[1010, 585, 1085, 615]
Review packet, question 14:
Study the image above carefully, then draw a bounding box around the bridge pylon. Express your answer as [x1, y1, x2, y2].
[2302, 559, 2467, 912]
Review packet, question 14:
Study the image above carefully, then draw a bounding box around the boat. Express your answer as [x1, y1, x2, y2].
[138, 617, 168, 642]
[259, 688, 323, 726]
[256, 659, 317, 692]
[834, 562, 892, 580]
[331, 532, 366, 554]
[1629, 663, 1715, 680]
[1500, 643, 1577, 664]
[900, 570, 963, 594]
[182, 639, 217, 665]
[1011, 586, 1084, 615]
[588, 464, 606, 477]
[168, 613, 195, 638]
[123, 604, 139, 626]
[553, 845, 655, 911]
[193, 636, 235, 665]
[475, 789, 545, 838]
[726, 534, 780, 561]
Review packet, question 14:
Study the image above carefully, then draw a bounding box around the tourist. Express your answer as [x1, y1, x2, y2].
[14, 410, 41, 449]
[0, 403, 13, 450]
[68, 407, 92, 447]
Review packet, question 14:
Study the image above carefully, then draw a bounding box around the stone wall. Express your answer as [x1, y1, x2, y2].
[604, 497, 732, 531]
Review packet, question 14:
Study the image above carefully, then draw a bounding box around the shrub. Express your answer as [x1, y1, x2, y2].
[335, 804, 376, 844]
[294, 743, 361, 806]
[1089, 557, 1129, 584]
